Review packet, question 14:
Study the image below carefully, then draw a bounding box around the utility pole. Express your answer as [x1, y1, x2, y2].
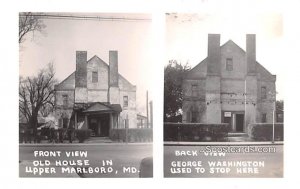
[146, 91, 149, 128]
[272, 97, 276, 143]
[150, 100, 153, 128]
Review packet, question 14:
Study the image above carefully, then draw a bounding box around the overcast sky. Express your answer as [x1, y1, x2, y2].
[166, 13, 285, 100]
[19, 13, 153, 115]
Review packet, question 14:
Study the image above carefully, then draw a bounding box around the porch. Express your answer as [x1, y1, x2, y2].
[72, 102, 122, 137]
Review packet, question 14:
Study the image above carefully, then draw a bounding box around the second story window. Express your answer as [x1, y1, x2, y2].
[261, 86, 267, 99]
[92, 71, 98, 83]
[123, 96, 128, 107]
[192, 84, 198, 97]
[226, 58, 233, 71]
[62, 94, 68, 107]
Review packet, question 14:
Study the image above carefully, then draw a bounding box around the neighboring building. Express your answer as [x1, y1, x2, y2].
[137, 114, 148, 128]
[54, 51, 137, 137]
[182, 34, 276, 133]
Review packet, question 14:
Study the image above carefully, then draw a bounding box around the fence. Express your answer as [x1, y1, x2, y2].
[110, 128, 152, 142]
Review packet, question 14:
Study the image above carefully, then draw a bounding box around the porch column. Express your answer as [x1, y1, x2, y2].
[85, 114, 89, 129]
[110, 113, 113, 129]
[75, 111, 78, 129]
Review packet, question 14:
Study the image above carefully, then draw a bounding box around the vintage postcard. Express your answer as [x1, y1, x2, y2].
[164, 13, 284, 178]
[19, 12, 153, 178]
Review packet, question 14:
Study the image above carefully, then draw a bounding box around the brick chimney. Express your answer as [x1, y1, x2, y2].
[206, 34, 221, 123]
[75, 51, 88, 103]
[75, 51, 87, 87]
[246, 34, 256, 74]
[207, 34, 221, 75]
[109, 50, 119, 87]
[108, 50, 120, 104]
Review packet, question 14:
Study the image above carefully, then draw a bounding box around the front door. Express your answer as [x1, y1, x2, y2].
[236, 114, 244, 132]
[89, 114, 110, 137]
[99, 115, 109, 137]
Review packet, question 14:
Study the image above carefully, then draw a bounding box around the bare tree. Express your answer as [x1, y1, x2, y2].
[39, 103, 54, 117]
[19, 63, 57, 139]
[19, 12, 46, 43]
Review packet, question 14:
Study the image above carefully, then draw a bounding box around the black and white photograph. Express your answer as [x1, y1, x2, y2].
[18, 12, 153, 178]
[164, 13, 284, 177]
[2, 0, 300, 188]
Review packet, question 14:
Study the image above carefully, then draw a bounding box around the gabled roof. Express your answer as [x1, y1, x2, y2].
[221, 40, 246, 54]
[55, 54, 136, 90]
[54, 71, 75, 90]
[185, 40, 275, 81]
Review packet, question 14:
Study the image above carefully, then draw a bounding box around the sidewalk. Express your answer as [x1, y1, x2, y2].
[164, 141, 284, 146]
[19, 138, 153, 146]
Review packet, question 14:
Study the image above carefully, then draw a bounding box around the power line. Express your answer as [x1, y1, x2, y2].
[19, 13, 151, 22]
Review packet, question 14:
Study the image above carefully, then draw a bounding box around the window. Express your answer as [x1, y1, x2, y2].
[192, 84, 198, 97]
[92, 71, 98, 83]
[123, 96, 128, 107]
[62, 95, 68, 107]
[191, 111, 198, 123]
[261, 86, 267, 99]
[226, 58, 233, 71]
[262, 113, 267, 123]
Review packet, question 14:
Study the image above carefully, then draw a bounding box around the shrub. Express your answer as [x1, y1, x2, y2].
[75, 129, 92, 143]
[249, 123, 284, 141]
[164, 123, 230, 142]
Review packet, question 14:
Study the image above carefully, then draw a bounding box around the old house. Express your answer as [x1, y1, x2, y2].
[54, 51, 137, 137]
[182, 34, 276, 133]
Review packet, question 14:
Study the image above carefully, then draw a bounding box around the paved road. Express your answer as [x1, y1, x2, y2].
[19, 144, 152, 178]
[164, 144, 283, 178]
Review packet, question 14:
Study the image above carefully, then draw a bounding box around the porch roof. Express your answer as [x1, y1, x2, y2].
[81, 102, 122, 113]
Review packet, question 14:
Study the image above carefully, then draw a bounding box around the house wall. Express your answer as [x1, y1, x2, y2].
[220, 41, 246, 79]
[256, 80, 276, 123]
[182, 35, 276, 131]
[87, 57, 109, 90]
[182, 79, 206, 123]
[54, 90, 74, 128]
[54, 51, 138, 130]
[88, 90, 108, 102]
[119, 89, 136, 128]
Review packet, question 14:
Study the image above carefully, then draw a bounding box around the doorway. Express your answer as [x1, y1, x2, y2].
[89, 114, 110, 137]
[222, 111, 244, 132]
[235, 114, 244, 132]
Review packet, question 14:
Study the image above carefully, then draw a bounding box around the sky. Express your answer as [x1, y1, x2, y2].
[19, 13, 153, 115]
[166, 13, 285, 100]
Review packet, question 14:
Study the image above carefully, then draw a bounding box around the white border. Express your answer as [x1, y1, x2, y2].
[1, 0, 300, 189]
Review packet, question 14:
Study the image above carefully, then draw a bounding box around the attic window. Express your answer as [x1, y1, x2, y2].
[92, 71, 98, 83]
[226, 58, 233, 71]
[261, 86, 267, 99]
[192, 84, 198, 97]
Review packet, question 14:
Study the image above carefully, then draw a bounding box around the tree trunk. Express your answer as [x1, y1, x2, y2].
[29, 112, 38, 143]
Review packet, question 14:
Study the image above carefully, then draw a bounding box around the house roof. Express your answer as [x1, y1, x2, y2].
[55, 55, 136, 90]
[185, 40, 275, 81]
[137, 114, 147, 119]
